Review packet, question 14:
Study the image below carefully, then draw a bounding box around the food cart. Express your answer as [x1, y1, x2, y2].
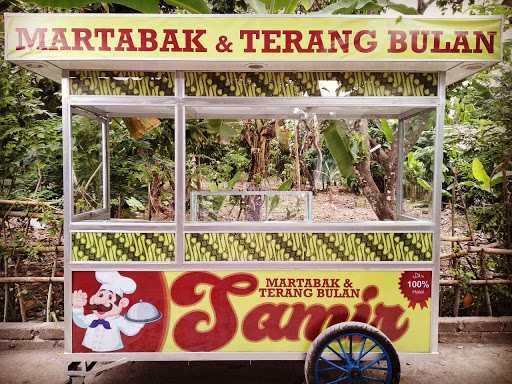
[4, 13, 503, 384]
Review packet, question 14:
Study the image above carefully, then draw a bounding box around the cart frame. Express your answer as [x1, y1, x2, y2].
[3, 12, 503, 368]
[60, 70, 445, 360]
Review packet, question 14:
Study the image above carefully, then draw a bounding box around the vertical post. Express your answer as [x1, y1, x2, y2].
[175, 71, 186, 264]
[307, 191, 313, 223]
[264, 194, 268, 221]
[480, 252, 493, 315]
[191, 192, 197, 222]
[395, 119, 405, 219]
[430, 72, 446, 353]
[101, 117, 110, 216]
[62, 71, 73, 353]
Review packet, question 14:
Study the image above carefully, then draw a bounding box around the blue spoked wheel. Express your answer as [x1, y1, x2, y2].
[305, 322, 400, 384]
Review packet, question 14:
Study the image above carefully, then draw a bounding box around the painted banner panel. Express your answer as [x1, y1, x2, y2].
[185, 232, 432, 262]
[185, 71, 437, 97]
[71, 270, 432, 353]
[72, 232, 175, 262]
[6, 14, 501, 62]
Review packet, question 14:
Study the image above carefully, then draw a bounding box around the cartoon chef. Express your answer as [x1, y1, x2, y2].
[72, 271, 145, 352]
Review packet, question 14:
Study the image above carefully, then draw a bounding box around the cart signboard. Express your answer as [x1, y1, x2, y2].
[5, 14, 501, 62]
[72, 270, 431, 353]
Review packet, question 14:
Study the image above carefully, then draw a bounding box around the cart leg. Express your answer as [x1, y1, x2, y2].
[68, 377, 85, 384]
[66, 359, 128, 383]
[67, 361, 96, 384]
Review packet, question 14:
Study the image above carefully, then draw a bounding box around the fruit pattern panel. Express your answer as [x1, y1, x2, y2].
[184, 72, 438, 97]
[72, 232, 175, 262]
[185, 232, 433, 262]
[69, 71, 437, 97]
[71, 231, 432, 262]
[70, 71, 175, 96]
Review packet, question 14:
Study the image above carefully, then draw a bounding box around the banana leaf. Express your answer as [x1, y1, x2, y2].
[125, 117, 161, 139]
[324, 121, 353, 178]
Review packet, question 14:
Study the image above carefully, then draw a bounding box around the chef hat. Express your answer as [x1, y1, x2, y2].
[95, 271, 136, 297]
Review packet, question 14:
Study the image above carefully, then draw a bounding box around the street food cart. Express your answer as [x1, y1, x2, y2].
[4, 13, 503, 384]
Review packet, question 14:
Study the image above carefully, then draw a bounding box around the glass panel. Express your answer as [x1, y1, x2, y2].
[185, 72, 437, 97]
[109, 117, 175, 221]
[191, 192, 311, 222]
[186, 117, 315, 223]
[401, 110, 436, 220]
[72, 115, 103, 215]
[185, 113, 429, 223]
[70, 71, 175, 96]
[71, 113, 175, 222]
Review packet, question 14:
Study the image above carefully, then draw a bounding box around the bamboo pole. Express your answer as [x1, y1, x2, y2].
[440, 247, 512, 260]
[1, 276, 509, 285]
[0, 277, 64, 283]
[7, 246, 64, 254]
[0, 199, 58, 208]
[450, 198, 461, 317]
[478, 250, 493, 315]
[441, 235, 472, 242]
[15, 282, 27, 322]
[469, 246, 512, 255]
[2, 255, 7, 322]
[46, 259, 57, 322]
[440, 279, 512, 285]
[0, 200, 63, 215]
[0, 211, 63, 219]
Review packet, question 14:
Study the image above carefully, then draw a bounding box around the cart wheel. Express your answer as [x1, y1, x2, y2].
[68, 376, 85, 384]
[304, 322, 400, 384]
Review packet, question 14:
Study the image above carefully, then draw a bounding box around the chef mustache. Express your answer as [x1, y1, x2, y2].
[88, 303, 113, 312]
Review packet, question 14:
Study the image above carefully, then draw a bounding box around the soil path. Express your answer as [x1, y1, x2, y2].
[0, 343, 511, 384]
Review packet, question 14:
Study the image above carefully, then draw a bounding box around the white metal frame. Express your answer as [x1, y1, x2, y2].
[62, 70, 445, 360]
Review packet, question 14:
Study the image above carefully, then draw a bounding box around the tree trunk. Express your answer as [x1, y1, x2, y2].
[243, 120, 275, 221]
[310, 115, 323, 192]
[352, 119, 396, 220]
[294, 121, 302, 190]
[245, 120, 274, 183]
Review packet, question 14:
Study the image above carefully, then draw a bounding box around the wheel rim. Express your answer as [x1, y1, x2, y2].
[314, 332, 393, 384]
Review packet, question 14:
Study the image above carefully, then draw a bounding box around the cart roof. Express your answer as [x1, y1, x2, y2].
[4, 13, 503, 84]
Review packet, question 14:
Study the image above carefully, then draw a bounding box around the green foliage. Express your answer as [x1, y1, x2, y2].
[0, 61, 62, 202]
[244, 0, 312, 13]
[323, 120, 353, 178]
[404, 152, 428, 188]
[242, 0, 418, 14]
[312, 0, 418, 15]
[207, 119, 241, 143]
[28, 0, 211, 13]
[444, 66, 512, 243]
[267, 178, 293, 214]
[314, 0, 381, 14]
[416, 177, 431, 191]
[198, 171, 244, 219]
[125, 196, 145, 213]
[27, 0, 96, 8]
[71, 116, 103, 212]
[379, 119, 394, 144]
[471, 158, 491, 193]
[386, 1, 417, 15]
[165, 0, 211, 13]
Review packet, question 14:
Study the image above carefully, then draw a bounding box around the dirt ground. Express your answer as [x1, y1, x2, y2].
[0, 343, 511, 384]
